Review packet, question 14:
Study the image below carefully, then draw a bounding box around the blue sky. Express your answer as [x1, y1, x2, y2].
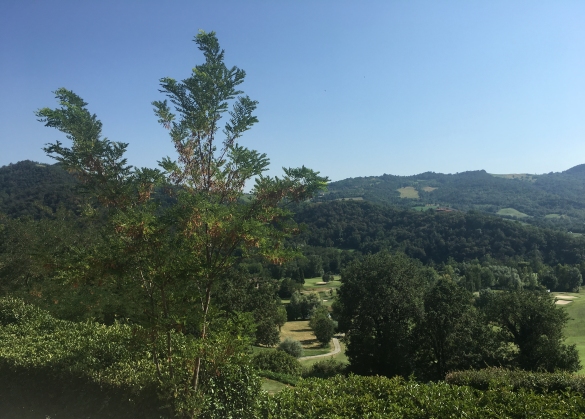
[1, 1, 584, 182]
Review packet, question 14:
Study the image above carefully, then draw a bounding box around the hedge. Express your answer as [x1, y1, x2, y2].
[445, 367, 585, 394]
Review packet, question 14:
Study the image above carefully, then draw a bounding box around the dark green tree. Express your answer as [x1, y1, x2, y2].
[555, 264, 582, 292]
[309, 305, 336, 346]
[335, 252, 427, 377]
[413, 279, 499, 380]
[286, 291, 321, 320]
[480, 289, 580, 372]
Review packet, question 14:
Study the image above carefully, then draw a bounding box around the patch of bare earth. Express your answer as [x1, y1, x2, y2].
[556, 300, 573, 305]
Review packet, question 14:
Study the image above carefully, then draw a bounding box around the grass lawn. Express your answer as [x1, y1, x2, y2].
[496, 208, 531, 218]
[421, 186, 437, 192]
[397, 186, 419, 199]
[261, 378, 289, 394]
[561, 290, 585, 373]
[299, 340, 348, 368]
[304, 276, 342, 288]
[280, 320, 321, 348]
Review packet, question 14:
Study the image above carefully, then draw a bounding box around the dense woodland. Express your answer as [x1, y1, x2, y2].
[1, 32, 584, 418]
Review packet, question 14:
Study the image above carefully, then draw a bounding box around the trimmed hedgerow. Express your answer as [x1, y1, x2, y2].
[257, 370, 300, 386]
[0, 297, 262, 419]
[262, 374, 585, 418]
[252, 350, 303, 376]
[445, 367, 585, 394]
[303, 359, 347, 379]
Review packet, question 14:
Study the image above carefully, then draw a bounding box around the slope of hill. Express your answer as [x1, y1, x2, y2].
[0, 161, 79, 218]
[321, 165, 585, 230]
[295, 200, 585, 266]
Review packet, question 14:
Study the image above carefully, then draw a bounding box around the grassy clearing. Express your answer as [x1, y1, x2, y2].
[413, 205, 438, 211]
[280, 320, 321, 349]
[262, 378, 289, 394]
[397, 187, 419, 199]
[304, 276, 342, 290]
[421, 186, 437, 192]
[545, 213, 564, 219]
[562, 290, 585, 373]
[496, 208, 531, 218]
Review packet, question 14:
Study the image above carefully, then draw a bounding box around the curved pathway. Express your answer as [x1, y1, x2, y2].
[298, 338, 341, 361]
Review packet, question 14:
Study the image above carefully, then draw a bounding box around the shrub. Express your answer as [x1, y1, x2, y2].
[257, 370, 300, 386]
[278, 338, 304, 358]
[304, 359, 347, 379]
[322, 272, 333, 283]
[445, 367, 585, 394]
[251, 350, 303, 376]
[262, 374, 585, 418]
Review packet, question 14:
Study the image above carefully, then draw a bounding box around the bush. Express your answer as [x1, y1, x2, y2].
[0, 297, 261, 418]
[262, 374, 585, 418]
[445, 367, 585, 394]
[304, 359, 347, 379]
[322, 272, 333, 283]
[251, 350, 303, 376]
[278, 338, 304, 358]
[257, 370, 300, 386]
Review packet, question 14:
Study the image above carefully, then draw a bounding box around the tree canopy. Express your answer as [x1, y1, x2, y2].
[34, 30, 327, 417]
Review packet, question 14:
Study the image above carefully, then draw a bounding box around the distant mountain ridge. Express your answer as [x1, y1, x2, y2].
[320, 164, 585, 231]
[2, 160, 585, 231]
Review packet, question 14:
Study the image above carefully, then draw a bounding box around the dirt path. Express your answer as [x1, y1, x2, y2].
[298, 338, 341, 360]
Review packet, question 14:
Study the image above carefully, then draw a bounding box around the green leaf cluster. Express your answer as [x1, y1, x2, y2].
[264, 374, 585, 418]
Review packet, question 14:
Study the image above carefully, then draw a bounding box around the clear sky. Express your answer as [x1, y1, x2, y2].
[1, 1, 584, 182]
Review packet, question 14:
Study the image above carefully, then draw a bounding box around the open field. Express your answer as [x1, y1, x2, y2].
[304, 276, 342, 290]
[413, 205, 438, 211]
[545, 213, 564, 219]
[561, 290, 585, 373]
[280, 320, 324, 349]
[421, 186, 437, 192]
[397, 186, 419, 199]
[496, 208, 531, 218]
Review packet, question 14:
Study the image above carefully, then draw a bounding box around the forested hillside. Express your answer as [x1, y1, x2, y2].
[323, 165, 585, 230]
[294, 200, 585, 266]
[0, 160, 79, 218]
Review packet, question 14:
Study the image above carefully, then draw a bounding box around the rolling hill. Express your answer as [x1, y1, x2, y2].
[320, 165, 585, 231]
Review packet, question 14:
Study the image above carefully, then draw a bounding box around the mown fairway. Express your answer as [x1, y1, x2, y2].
[562, 290, 585, 372]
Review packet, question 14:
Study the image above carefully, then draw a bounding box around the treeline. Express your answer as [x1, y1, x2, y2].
[335, 253, 580, 382]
